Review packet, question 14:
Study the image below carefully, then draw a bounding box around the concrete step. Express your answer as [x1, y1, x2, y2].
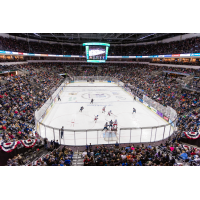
[73, 158, 83, 161]
[77, 155, 82, 158]
[77, 160, 84, 163]
[76, 163, 84, 166]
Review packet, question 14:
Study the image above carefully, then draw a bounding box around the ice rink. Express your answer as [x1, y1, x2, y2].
[40, 82, 173, 145]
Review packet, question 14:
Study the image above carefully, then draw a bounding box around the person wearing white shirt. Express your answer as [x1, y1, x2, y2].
[121, 153, 127, 160]
[82, 150, 87, 158]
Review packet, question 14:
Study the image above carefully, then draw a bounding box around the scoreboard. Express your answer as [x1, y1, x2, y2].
[83, 42, 110, 63]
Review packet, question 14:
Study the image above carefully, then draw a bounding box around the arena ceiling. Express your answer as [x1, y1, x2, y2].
[9, 33, 186, 44]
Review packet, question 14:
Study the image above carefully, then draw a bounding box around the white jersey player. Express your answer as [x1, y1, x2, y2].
[108, 110, 112, 116]
[102, 106, 106, 113]
[113, 119, 118, 130]
[113, 119, 118, 127]
[94, 115, 98, 123]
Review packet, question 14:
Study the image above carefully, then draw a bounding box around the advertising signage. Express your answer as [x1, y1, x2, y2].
[163, 116, 169, 122]
[157, 110, 163, 118]
[169, 119, 174, 127]
[1, 48, 200, 59]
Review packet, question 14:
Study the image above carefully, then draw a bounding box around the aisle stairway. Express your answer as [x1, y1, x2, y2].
[72, 151, 84, 166]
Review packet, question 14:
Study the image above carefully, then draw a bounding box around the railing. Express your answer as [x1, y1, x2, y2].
[37, 120, 175, 146]
[35, 76, 177, 146]
[182, 84, 200, 93]
[73, 76, 120, 83]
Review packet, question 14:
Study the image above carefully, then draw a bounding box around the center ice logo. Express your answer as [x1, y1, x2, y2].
[95, 94, 106, 98]
[81, 93, 110, 100]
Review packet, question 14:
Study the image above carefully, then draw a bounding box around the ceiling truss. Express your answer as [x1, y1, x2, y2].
[8, 33, 186, 44]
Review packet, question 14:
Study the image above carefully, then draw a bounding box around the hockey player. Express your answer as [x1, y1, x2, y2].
[58, 95, 61, 101]
[94, 115, 98, 123]
[79, 106, 84, 112]
[109, 120, 113, 128]
[102, 106, 106, 113]
[108, 110, 112, 116]
[90, 98, 94, 104]
[132, 108, 136, 114]
[102, 122, 108, 131]
[113, 119, 118, 128]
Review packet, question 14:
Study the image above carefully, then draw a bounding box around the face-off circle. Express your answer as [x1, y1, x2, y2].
[81, 92, 111, 100]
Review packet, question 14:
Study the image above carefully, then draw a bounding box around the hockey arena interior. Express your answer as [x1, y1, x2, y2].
[0, 33, 200, 166]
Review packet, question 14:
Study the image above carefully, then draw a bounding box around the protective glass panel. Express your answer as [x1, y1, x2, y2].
[45, 126, 54, 142]
[130, 129, 141, 143]
[119, 129, 130, 144]
[156, 126, 164, 141]
[75, 131, 87, 146]
[98, 130, 110, 145]
[140, 128, 152, 143]
[63, 130, 74, 146]
[87, 130, 98, 146]
[39, 124, 45, 138]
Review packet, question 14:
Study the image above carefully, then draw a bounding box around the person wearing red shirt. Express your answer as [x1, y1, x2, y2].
[2, 125, 6, 130]
[191, 151, 196, 155]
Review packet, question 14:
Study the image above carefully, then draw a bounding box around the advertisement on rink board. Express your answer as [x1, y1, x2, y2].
[143, 102, 148, 107]
[163, 116, 169, 122]
[157, 110, 163, 118]
[139, 98, 143, 103]
[141, 100, 175, 127]
[169, 119, 174, 127]
[150, 106, 157, 113]
[143, 101, 151, 110]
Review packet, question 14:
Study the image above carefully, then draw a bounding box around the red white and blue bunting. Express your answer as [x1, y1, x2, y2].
[184, 131, 200, 140]
[0, 141, 21, 153]
[21, 139, 37, 148]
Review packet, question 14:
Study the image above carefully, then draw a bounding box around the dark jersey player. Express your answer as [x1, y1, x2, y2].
[102, 122, 108, 131]
[132, 108, 136, 114]
[79, 106, 84, 112]
[90, 99, 94, 104]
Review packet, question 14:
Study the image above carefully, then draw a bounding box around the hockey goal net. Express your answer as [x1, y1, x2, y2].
[103, 129, 118, 142]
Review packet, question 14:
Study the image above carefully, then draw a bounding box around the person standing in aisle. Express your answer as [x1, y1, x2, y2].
[60, 126, 64, 139]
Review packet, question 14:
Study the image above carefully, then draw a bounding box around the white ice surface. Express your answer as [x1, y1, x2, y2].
[40, 82, 173, 145]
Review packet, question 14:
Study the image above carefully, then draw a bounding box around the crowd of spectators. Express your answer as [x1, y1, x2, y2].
[81, 139, 200, 166]
[0, 63, 64, 143]
[0, 36, 81, 55]
[177, 109, 200, 133]
[33, 146, 73, 166]
[109, 37, 200, 56]
[1, 35, 200, 56]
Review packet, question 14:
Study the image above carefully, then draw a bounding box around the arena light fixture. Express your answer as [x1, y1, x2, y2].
[33, 33, 41, 38]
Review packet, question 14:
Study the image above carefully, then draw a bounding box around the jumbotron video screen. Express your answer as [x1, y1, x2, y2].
[89, 46, 106, 60]
[83, 42, 110, 63]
